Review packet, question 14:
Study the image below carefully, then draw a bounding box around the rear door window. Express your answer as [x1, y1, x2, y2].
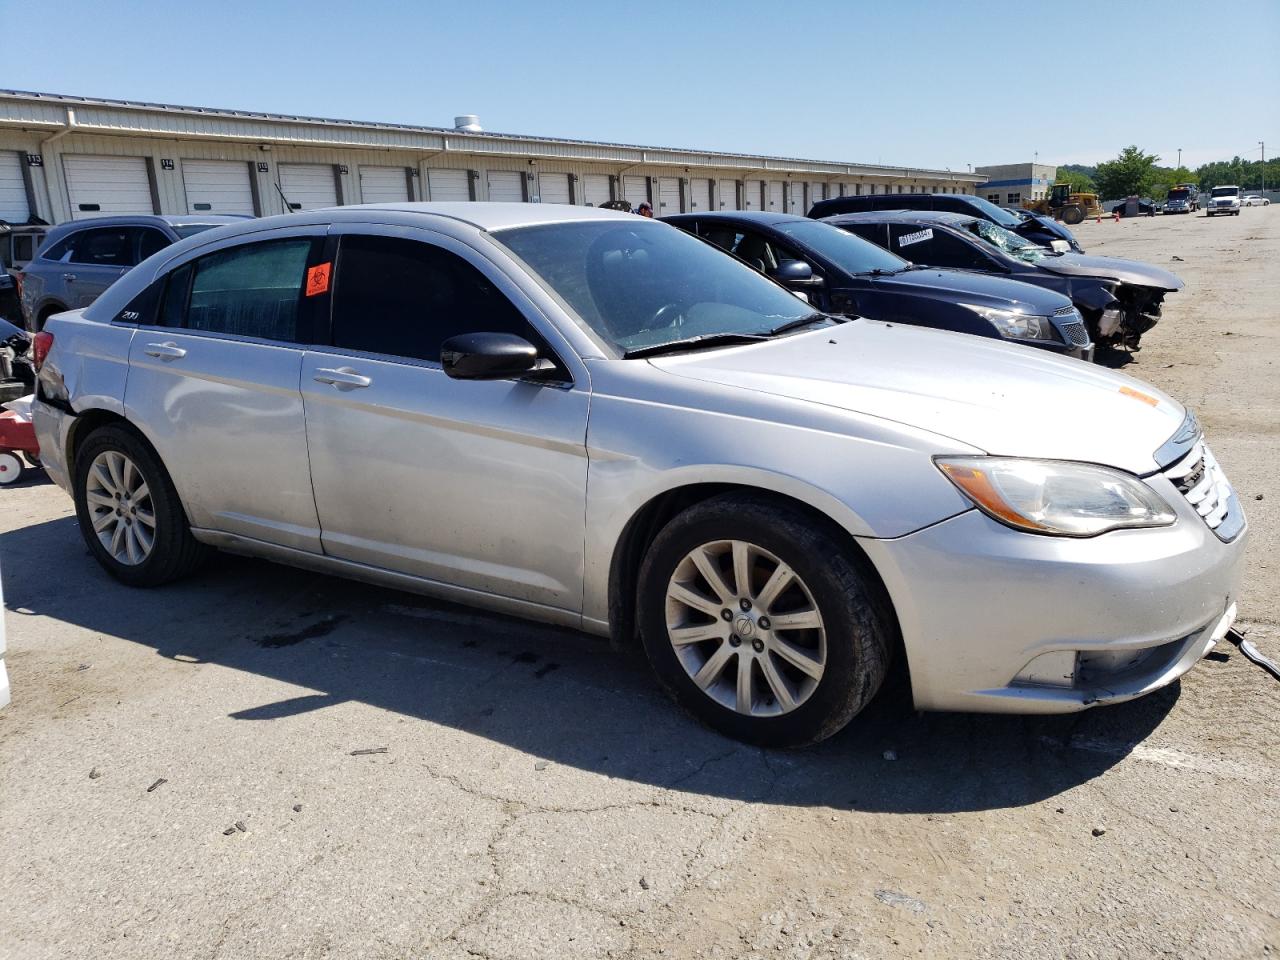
[173, 239, 314, 341]
[329, 234, 540, 363]
[889, 224, 989, 269]
[67, 228, 134, 267]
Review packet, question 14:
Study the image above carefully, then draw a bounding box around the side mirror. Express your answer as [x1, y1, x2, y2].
[771, 260, 823, 286]
[441, 332, 539, 380]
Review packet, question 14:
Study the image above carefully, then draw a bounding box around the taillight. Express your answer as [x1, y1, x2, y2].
[32, 330, 54, 371]
[13, 272, 22, 301]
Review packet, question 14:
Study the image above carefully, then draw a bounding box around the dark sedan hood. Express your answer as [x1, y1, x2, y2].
[1015, 215, 1080, 249]
[872, 267, 1071, 313]
[1038, 253, 1184, 290]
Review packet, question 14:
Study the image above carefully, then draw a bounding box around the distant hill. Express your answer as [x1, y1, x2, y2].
[1059, 163, 1098, 180]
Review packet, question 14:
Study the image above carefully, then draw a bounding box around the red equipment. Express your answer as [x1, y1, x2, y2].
[0, 407, 39, 485]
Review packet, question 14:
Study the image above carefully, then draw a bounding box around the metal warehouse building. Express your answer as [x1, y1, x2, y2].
[974, 162, 1058, 207]
[0, 90, 984, 226]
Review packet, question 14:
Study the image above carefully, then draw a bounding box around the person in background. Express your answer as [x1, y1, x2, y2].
[636, 201, 654, 218]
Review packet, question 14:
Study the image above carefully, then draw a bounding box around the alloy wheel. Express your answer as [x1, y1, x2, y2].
[85, 450, 156, 566]
[665, 539, 827, 717]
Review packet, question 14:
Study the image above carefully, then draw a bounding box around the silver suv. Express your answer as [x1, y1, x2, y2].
[32, 203, 1247, 745]
[20, 215, 245, 331]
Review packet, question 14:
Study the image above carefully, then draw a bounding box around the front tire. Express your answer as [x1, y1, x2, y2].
[1061, 204, 1085, 225]
[73, 424, 209, 586]
[637, 494, 892, 746]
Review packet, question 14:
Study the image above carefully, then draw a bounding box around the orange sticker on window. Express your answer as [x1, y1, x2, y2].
[1119, 386, 1159, 407]
[305, 262, 332, 297]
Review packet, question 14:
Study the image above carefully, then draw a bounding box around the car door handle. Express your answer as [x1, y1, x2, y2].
[143, 341, 187, 360]
[62, 273, 76, 282]
[313, 367, 372, 389]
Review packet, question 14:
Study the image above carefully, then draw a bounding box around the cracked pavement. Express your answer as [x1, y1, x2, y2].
[1, 210, 1278, 959]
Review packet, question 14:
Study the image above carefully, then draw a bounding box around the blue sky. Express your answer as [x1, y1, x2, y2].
[7, 0, 1278, 171]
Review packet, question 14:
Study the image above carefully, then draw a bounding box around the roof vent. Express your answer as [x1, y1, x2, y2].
[454, 114, 482, 133]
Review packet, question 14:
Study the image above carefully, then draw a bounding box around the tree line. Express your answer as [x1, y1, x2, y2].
[1053, 149, 1277, 200]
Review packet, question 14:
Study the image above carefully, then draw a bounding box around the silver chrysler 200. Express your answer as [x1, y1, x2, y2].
[31, 203, 1246, 746]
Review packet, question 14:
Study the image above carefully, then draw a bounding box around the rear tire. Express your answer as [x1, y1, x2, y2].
[73, 423, 209, 587]
[637, 493, 892, 747]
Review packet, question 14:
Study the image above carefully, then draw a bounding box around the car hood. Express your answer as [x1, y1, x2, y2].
[868, 267, 1071, 313]
[1015, 215, 1079, 247]
[649, 322, 1186, 475]
[1035, 252, 1184, 290]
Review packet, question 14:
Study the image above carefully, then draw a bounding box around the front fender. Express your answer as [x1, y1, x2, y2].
[580, 389, 977, 629]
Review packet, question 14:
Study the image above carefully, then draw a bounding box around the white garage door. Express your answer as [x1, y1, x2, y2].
[182, 160, 255, 216]
[786, 181, 803, 213]
[0, 151, 29, 222]
[717, 179, 738, 210]
[658, 177, 681, 216]
[487, 170, 524, 202]
[539, 173, 572, 204]
[744, 179, 763, 210]
[809, 182, 824, 208]
[583, 174, 611, 206]
[688, 178, 712, 212]
[768, 181, 784, 212]
[428, 168, 470, 201]
[278, 163, 339, 210]
[64, 155, 154, 220]
[359, 165, 411, 204]
[623, 176, 648, 207]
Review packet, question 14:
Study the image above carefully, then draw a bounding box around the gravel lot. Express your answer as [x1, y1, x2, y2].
[1, 208, 1277, 960]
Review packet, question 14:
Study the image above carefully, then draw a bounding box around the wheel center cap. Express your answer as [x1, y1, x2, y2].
[734, 615, 756, 639]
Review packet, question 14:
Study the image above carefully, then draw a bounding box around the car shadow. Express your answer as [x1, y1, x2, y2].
[1094, 346, 1137, 369]
[1, 515, 1178, 815]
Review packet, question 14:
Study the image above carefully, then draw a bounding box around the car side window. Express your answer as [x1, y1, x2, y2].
[174, 239, 313, 341]
[40, 234, 79, 263]
[136, 228, 170, 263]
[841, 223, 886, 247]
[67, 228, 134, 267]
[890, 224, 986, 270]
[330, 234, 540, 363]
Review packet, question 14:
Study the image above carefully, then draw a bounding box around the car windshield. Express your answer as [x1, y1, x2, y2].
[493, 220, 822, 355]
[1167, 190, 1189, 201]
[172, 224, 224, 239]
[968, 219, 1048, 262]
[773, 219, 909, 275]
[964, 195, 1023, 228]
[1212, 187, 1238, 198]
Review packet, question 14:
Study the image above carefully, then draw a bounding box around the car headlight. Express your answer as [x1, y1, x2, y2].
[959, 304, 1054, 341]
[935, 457, 1177, 537]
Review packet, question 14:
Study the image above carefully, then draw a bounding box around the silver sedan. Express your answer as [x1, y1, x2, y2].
[32, 203, 1247, 745]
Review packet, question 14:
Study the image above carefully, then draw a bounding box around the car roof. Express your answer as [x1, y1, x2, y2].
[662, 210, 809, 228]
[821, 210, 978, 227]
[46, 213, 248, 234]
[323, 201, 639, 231]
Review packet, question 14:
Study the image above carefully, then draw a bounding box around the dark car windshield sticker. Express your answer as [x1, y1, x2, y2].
[898, 228, 933, 248]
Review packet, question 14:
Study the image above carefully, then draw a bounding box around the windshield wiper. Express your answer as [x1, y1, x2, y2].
[624, 333, 770, 359]
[767, 312, 837, 336]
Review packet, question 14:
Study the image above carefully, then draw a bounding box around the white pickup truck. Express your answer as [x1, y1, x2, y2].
[1206, 185, 1241, 217]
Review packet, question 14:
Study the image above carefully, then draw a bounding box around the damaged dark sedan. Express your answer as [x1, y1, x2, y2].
[825, 210, 1183, 352]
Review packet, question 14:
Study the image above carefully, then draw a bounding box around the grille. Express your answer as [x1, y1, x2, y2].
[1052, 307, 1091, 348]
[1162, 439, 1235, 534]
[1058, 322, 1091, 347]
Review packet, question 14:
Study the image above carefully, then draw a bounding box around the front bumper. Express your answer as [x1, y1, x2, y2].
[859, 480, 1247, 714]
